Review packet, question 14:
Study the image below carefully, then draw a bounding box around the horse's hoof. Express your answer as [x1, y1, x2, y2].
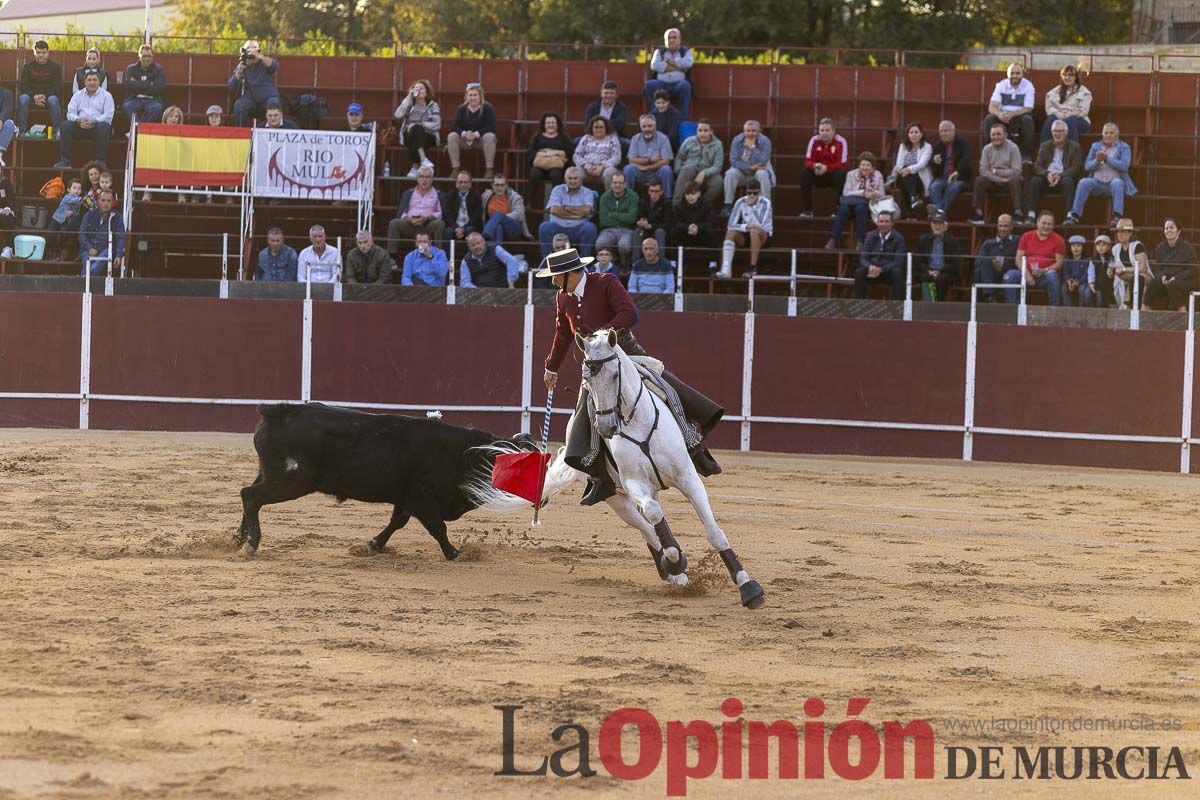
[739, 580, 765, 609]
[660, 548, 688, 577]
[444, 547, 460, 561]
[242, 542, 258, 557]
[367, 540, 384, 556]
[667, 573, 689, 587]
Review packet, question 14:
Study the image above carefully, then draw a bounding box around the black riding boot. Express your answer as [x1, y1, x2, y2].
[690, 443, 722, 477]
[565, 387, 617, 506]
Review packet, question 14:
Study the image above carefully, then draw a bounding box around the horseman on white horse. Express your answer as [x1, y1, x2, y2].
[538, 248, 724, 506]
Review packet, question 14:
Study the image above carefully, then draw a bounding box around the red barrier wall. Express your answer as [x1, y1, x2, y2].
[0, 292, 1194, 476]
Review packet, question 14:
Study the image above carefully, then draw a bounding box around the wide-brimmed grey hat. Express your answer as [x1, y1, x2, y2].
[535, 248, 594, 278]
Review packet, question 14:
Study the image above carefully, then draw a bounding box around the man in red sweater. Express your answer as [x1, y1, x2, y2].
[540, 249, 723, 505]
[799, 118, 849, 217]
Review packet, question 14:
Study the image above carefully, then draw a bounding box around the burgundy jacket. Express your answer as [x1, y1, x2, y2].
[545, 272, 639, 372]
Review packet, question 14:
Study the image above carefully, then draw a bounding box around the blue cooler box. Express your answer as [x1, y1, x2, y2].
[14, 235, 46, 261]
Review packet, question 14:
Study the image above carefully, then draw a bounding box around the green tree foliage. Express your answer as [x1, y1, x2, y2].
[172, 0, 1132, 55]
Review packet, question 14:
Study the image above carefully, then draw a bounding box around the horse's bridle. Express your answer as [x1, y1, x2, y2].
[584, 352, 644, 427]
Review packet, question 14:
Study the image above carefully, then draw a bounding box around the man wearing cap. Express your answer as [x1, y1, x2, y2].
[346, 103, 371, 133]
[913, 209, 964, 302]
[1061, 234, 1097, 307]
[539, 249, 723, 505]
[17, 40, 63, 133]
[228, 40, 280, 127]
[122, 44, 167, 124]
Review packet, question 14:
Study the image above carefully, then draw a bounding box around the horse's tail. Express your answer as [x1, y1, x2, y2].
[460, 441, 581, 515]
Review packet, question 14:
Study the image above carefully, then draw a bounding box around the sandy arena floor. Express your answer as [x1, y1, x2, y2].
[0, 427, 1198, 799]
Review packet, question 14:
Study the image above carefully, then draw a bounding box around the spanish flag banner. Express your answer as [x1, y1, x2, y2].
[134, 123, 252, 187]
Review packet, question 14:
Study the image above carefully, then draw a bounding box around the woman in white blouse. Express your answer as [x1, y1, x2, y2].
[1041, 64, 1092, 142]
[887, 122, 932, 214]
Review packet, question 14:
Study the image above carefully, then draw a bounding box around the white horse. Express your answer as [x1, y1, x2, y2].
[553, 328, 765, 609]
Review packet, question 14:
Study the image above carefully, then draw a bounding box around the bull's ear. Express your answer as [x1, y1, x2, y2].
[574, 332, 587, 351]
[607, 329, 617, 349]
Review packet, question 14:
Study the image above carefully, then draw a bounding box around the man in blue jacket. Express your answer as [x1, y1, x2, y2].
[1065, 122, 1137, 229]
[256, 227, 298, 281]
[628, 237, 675, 294]
[853, 210, 907, 299]
[122, 44, 167, 123]
[228, 40, 280, 127]
[78, 190, 125, 276]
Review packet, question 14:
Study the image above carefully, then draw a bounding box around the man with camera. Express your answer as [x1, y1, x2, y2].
[227, 40, 280, 128]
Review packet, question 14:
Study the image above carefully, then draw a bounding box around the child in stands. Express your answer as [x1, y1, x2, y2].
[46, 177, 84, 261]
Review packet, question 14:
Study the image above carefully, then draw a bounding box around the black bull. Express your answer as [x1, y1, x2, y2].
[236, 403, 536, 557]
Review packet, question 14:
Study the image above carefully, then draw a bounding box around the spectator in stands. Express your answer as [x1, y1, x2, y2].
[644, 28, 693, 119]
[228, 40, 280, 128]
[670, 182, 715, 253]
[78, 189, 124, 276]
[574, 116, 621, 191]
[97, 170, 117, 205]
[80, 162, 103, 213]
[1042, 64, 1091, 142]
[538, 166, 597, 258]
[401, 230, 448, 286]
[1060, 235, 1097, 307]
[1006, 210, 1065, 304]
[46, 177, 84, 261]
[637, 179, 671, 252]
[206, 105, 223, 126]
[584, 81, 629, 141]
[460, 231, 522, 288]
[123, 44, 166, 124]
[0, 87, 16, 167]
[591, 245, 621, 276]
[1026, 119, 1082, 225]
[481, 172, 529, 245]
[973, 214, 1019, 302]
[447, 83, 497, 178]
[928, 120, 972, 217]
[629, 237, 676, 294]
[673, 118, 723, 208]
[256, 227, 298, 281]
[1108, 218, 1150, 309]
[887, 122, 932, 215]
[393, 80, 440, 177]
[263, 101, 298, 130]
[162, 106, 184, 125]
[799, 117, 849, 218]
[968, 124, 1024, 225]
[527, 112, 573, 209]
[651, 90, 682, 151]
[983, 63, 1036, 161]
[914, 209, 964, 301]
[552, 232, 571, 252]
[297, 225, 341, 283]
[853, 210, 906, 299]
[723, 120, 775, 213]
[0, 172, 16, 259]
[345, 230, 396, 283]
[625, 115, 674, 197]
[1091, 233, 1115, 307]
[595, 172, 640, 269]
[718, 178, 772, 279]
[72, 48, 108, 95]
[345, 102, 370, 133]
[1065, 122, 1136, 229]
[387, 166, 445, 254]
[826, 152, 884, 249]
[441, 169, 483, 252]
[1144, 218, 1198, 311]
[18, 40, 63, 133]
[55, 73, 114, 169]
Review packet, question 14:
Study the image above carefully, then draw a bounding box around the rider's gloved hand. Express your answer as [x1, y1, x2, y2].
[544, 370, 557, 391]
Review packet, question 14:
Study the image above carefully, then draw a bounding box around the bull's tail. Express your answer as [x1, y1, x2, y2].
[462, 441, 581, 515]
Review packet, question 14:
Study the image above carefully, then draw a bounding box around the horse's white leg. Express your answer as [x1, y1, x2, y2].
[678, 473, 765, 610]
[620, 476, 685, 576]
[604, 494, 689, 586]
